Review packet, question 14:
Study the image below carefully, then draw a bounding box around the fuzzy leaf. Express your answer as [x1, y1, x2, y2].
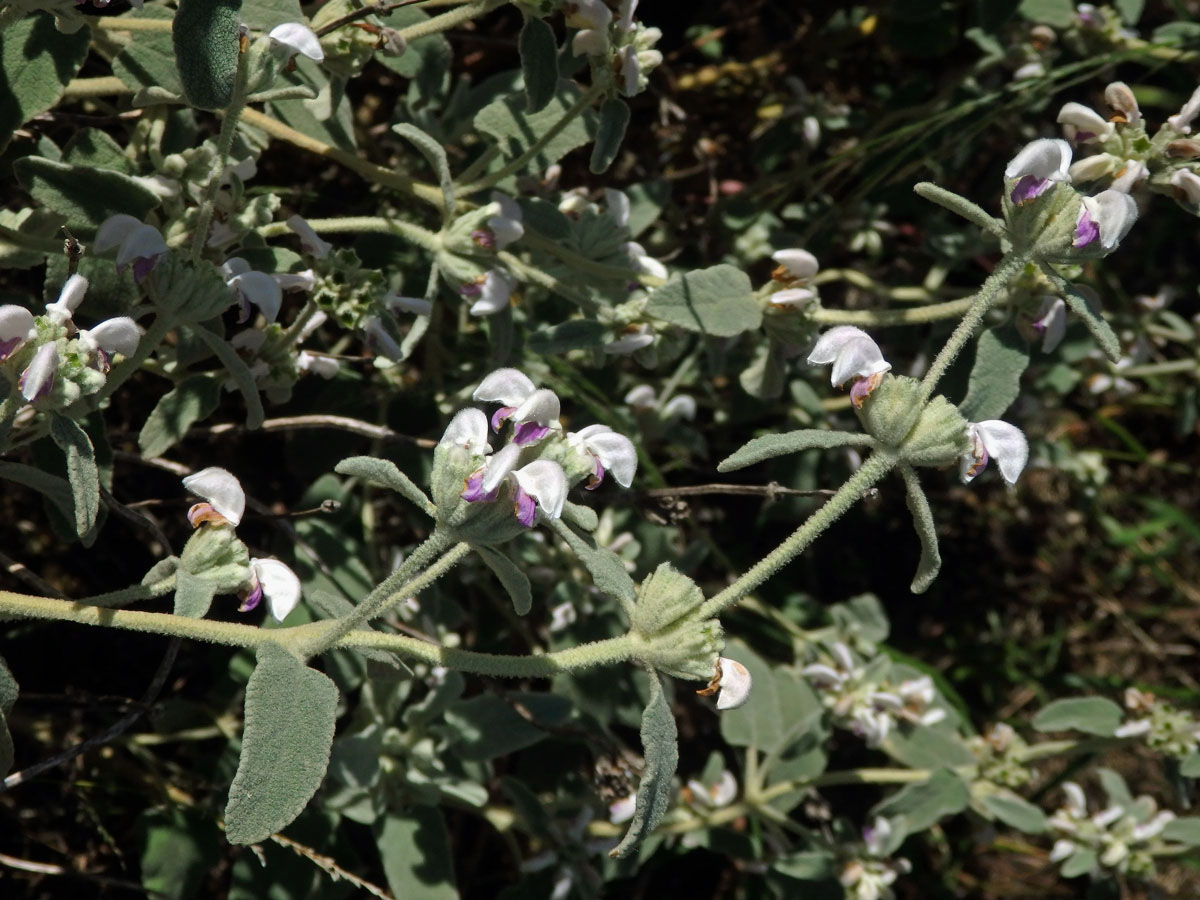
[590, 97, 630, 174]
[224, 642, 339, 844]
[959, 325, 1030, 422]
[872, 768, 971, 835]
[1163, 817, 1200, 845]
[13, 157, 160, 239]
[50, 414, 100, 538]
[173, 568, 217, 619]
[772, 851, 837, 881]
[980, 789, 1049, 833]
[475, 80, 599, 174]
[646, 264, 762, 337]
[0, 462, 78, 527]
[718, 429, 874, 472]
[545, 517, 636, 608]
[900, 465, 941, 593]
[444, 691, 571, 760]
[0, 655, 17, 777]
[1060, 846, 1098, 878]
[1032, 697, 1123, 735]
[473, 544, 532, 616]
[393, 123, 455, 219]
[139, 375, 222, 459]
[377, 807, 458, 900]
[0, 13, 91, 154]
[519, 15, 559, 113]
[193, 325, 265, 430]
[111, 4, 181, 94]
[173, 0, 242, 110]
[913, 181, 1005, 236]
[610, 671, 678, 858]
[1039, 264, 1121, 362]
[335, 456, 435, 517]
[1181, 751, 1200, 777]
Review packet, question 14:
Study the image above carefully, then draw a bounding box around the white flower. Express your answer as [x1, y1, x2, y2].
[567, 424, 638, 488]
[605, 188, 631, 229]
[807, 325, 891, 407]
[182, 467, 246, 526]
[297, 351, 339, 378]
[1170, 168, 1200, 205]
[1109, 159, 1147, 193]
[385, 293, 433, 316]
[564, 0, 612, 31]
[771, 248, 820, 280]
[1031, 297, 1067, 352]
[245, 557, 302, 622]
[0, 305, 35, 360]
[462, 270, 514, 316]
[1056, 101, 1115, 142]
[45, 273, 88, 325]
[770, 287, 815, 308]
[363, 315, 402, 361]
[687, 770, 738, 808]
[616, 45, 640, 96]
[486, 193, 524, 249]
[1049, 839, 1077, 862]
[1168, 85, 1200, 133]
[572, 27, 608, 56]
[716, 657, 752, 710]
[274, 269, 317, 292]
[18, 343, 57, 403]
[1072, 189, 1138, 251]
[548, 601, 577, 632]
[473, 368, 561, 444]
[269, 23, 324, 62]
[227, 269, 283, 323]
[1104, 81, 1140, 127]
[285, 214, 332, 258]
[622, 242, 668, 281]
[608, 793, 637, 824]
[604, 324, 655, 354]
[1068, 152, 1118, 183]
[96, 216, 169, 282]
[78, 316, 143, 358]
[463, 444, 568, 525]
[1005, 138, 1072, 204]
[1113, 718, 1153, 738]
[438, 408, 491, 456]
[960, 420, 1029, 486]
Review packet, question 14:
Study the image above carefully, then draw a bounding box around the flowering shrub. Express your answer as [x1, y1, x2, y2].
[1, 2, 1199, 898]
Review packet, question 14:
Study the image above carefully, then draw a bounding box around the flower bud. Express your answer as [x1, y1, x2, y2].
[630, 563, 723, 681]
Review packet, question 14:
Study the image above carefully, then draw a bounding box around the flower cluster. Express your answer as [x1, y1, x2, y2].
[567, 0, 663, 98]
[769, 247, 821, 309]
[1048, 781, 1177, 878]
[802, 643, 944, 747]
[966, 723, 1034, 789]
[434, 368, 638, 534]
[0, 273, 143, 406]
[181, 467, 302, 622]
[1114, 687, 1200, 758]
[839, 817, 912, 900]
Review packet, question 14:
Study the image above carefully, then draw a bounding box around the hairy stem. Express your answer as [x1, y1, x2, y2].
[190, 52, 251, 261]
[812, 297, 977, 326]
[397, 0, 507, 42]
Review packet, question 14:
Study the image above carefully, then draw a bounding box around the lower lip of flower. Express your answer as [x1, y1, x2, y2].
[1011, 175, 1051, 205]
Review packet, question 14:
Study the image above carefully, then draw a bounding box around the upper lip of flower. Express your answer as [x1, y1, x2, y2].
[182, 466, 246, 526]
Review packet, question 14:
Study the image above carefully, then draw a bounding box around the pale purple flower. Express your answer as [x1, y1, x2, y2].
[1170, 169, 1200, 204]
[1057, 101, 1115, 143]
[240, 557, 302, 622]
[1031, 297, 1067, 352]
[461, 270, 515, 316]
[285, 215, 332, 259]
[1005, 138, 1072, 205]
[44, 274, 88, 326]
[807, 325, 891, 407]
[960, 420, 1029, 486]
[461, 443, 567, 526]
[1168, 85, 1200, 133]
[1072, 190, 1138, 251]
[18, 343, 57, 403]
[567, 424, 638, 489]
[0, 306, 36, 360]
[473, 368, 561, 445]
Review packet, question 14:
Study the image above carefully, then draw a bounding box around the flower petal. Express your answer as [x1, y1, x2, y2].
[269, 23, 324, 62]
[1056, 102, 1114, 141]
[1032, 297, 1067, 353]
[285, 214, 332, 258]
[251, 557, 302, 622]
[716, 657, 752, 710]
[1170, 168, 1200, 204]
[182, 466, 245, 526]
[770, 287, 815, 308]
[94, 214, 143, 253]
[582, 428, 638, 487]
[228, 271, 283, 322]
[513, 459, 567, 520]
[439, 408, 491, 455]
[973, 420, 1029, 486]
[19, 343, 57, 402]
[0, 305, 35, 359]
[86, 316, 143, 356]
[474, 368, 536, 406]
[468, 270, 514, 316]
[481, 442, 521, 494]
[45, 273, 88, 324]
[1004, 138, 1072, 182]
[771, 248, 820, 279]
[604, 188, 631, 228]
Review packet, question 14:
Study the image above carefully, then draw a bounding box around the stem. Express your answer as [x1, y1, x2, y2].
[496, 250, 599, 313]
[63, 76, 134, 99]
[812, 297, 976, 326]
[916, 251, 1030, 405]
[295, 531, 460, 657]
[237, 108, 443, 208]
[191, 54, 251, 262]
[0, 590, 636, 678]
[698, 450, 898, 619]
[93, 16, 175, 32]
[259, 216, 442, 253]
[460, 84, 605, 195]
[1117, 359, 1197, 379]
[396, 0, 507, 42]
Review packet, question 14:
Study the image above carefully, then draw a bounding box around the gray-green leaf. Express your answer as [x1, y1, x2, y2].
[958, 325, 1030, 422]
[590, 97, 630, 174]
[173, 568, 217, 619]
[1039, 264, 1121, 363]
[193, 325, 265, 430]
[475, 80, 599, 174]
[900, 465, 941, 593]
[980, 789, 1048, 833]
[444, 691, 571, 760]
[718, 429, 875, 472]
[50, 414, 100, 538]
[335, 456, 435, 517]
[872, 768, 971, 835]
[610, 671, 679, 858]
[0, 655, 17, 777]
[0, 13, 91, 154]
[474, 544, 532, 616]
[393, 123, 455, 220]
[519, 15, 559, 113]
[546, 516, 636, 609]
[377, 807, 458, 900]
[645, 265, 762, 337]
[1163, 816, 1200, 845]
[1032, 697, 1122, 736]
[12, 157, 160, 238]
[224, 642, 339, 844]
[139, 374, 222, 458]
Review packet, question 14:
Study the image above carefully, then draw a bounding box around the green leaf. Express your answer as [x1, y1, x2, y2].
[139, 375, 222, 459]
[1038, 265, 1121, 363]
[1163, 816, 1200, 845]
[1060, 846, 1098, 878]
[1181, 751, 1200, 777]
[444, 691, 571, 760]
[545, 517, 636, 608]
[111, 4, 181, 95]
[0, 462, 77, 526]
[377, 807, 458, 900]
[173, 569, 217, 619]
[958, 325, 1030, 421]
[610, 671, 679, 858]
[718, 429, 873, 474]
[829, 594, 891, 644]
[772, 851, 837, 880]
[475, 80, 599, 174]
[526, 319, 607, 354]
[645, 265, 762, 337]
[980, 789, 1048, 833]
[1114, 0, 1143, 24]
[913, 182, 1005, 236]
[50, 414, 100, 539]
[173, 0, 243, 110]
[224, 643, 339, 844]
[883, 721, 976, 769]
[138, 808, 222, 900]
[900, 465, 941, 593]
[0, 655, 17, 777]
[0, 13, 91, 154]
[1032, 697, 1122, 735]
[334, 456, 435, 517]
[1096, 767, 1133, 809]
[590, 97, 630, 174]
[13, 157, 160, 239]
[474, 544, 532, 616]
[193, 325, 265, 430]
[872, 768, 971, 835]
[519, 15, 559, 113]
[393, 123, 455, 220]
[1018, 0, 1076, 27]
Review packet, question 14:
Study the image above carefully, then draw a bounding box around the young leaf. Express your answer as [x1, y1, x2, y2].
[519, 15, 559, 113]
[139, 374, 222, 458]
[900, 465, 941, 593]
[958, 325, 1030, 422]
[173, 0, 243, 110]
[590, 97, 630, 174]
[173, 568, 217, 619]
[913, 181, 1005, 237]
[473, 544, 533, 616]
[393, 123, 456, 221]
[12, 157, 160, 238]
[334, 456, 435, 517]
[1032, 697, 1122, 735]
[193, 325, 265, 430]
[50, 414, 100, 538]
[645, 265, 762, 337]
[1038, 264, 1121, 362]
[1059, 846, 1098, 878]
[980, 789, 1049, 833]
[0, 13, 91, 154]
[224, 642, 339, 844]
[610, 671, 679, 858]
[545, 516, 636, 610]
[718, 429, 875, 473]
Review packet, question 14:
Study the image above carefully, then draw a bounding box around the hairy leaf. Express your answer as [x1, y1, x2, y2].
[0, 13, 91, 154]
[959, 325, 1030, 422]
[980, 789, 1048, 833]
[50, 414, 100, 538]
[173, 568, 217, 619]
[393, 123, 455, 219]
[474, 544, 532, 616]
[335, 456, 435, 516]
[646, 265, 761, 337]
[872, 769, 971, 836]
[1032, 697, 1122, 735]
[475, 80, 599, 173]
[13, 157, 160, 239]
[900, 465, 941, 593]
[718, 429, 875, 472]
[545, 516, 636, 608]
[611, 671, 678, 858]
[519, 15, 559, 113]
[139, 375, 222, 458]
[377, 807, 458, 900]
[444, 691, 571, 760]
[590, 97, 630, 174]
